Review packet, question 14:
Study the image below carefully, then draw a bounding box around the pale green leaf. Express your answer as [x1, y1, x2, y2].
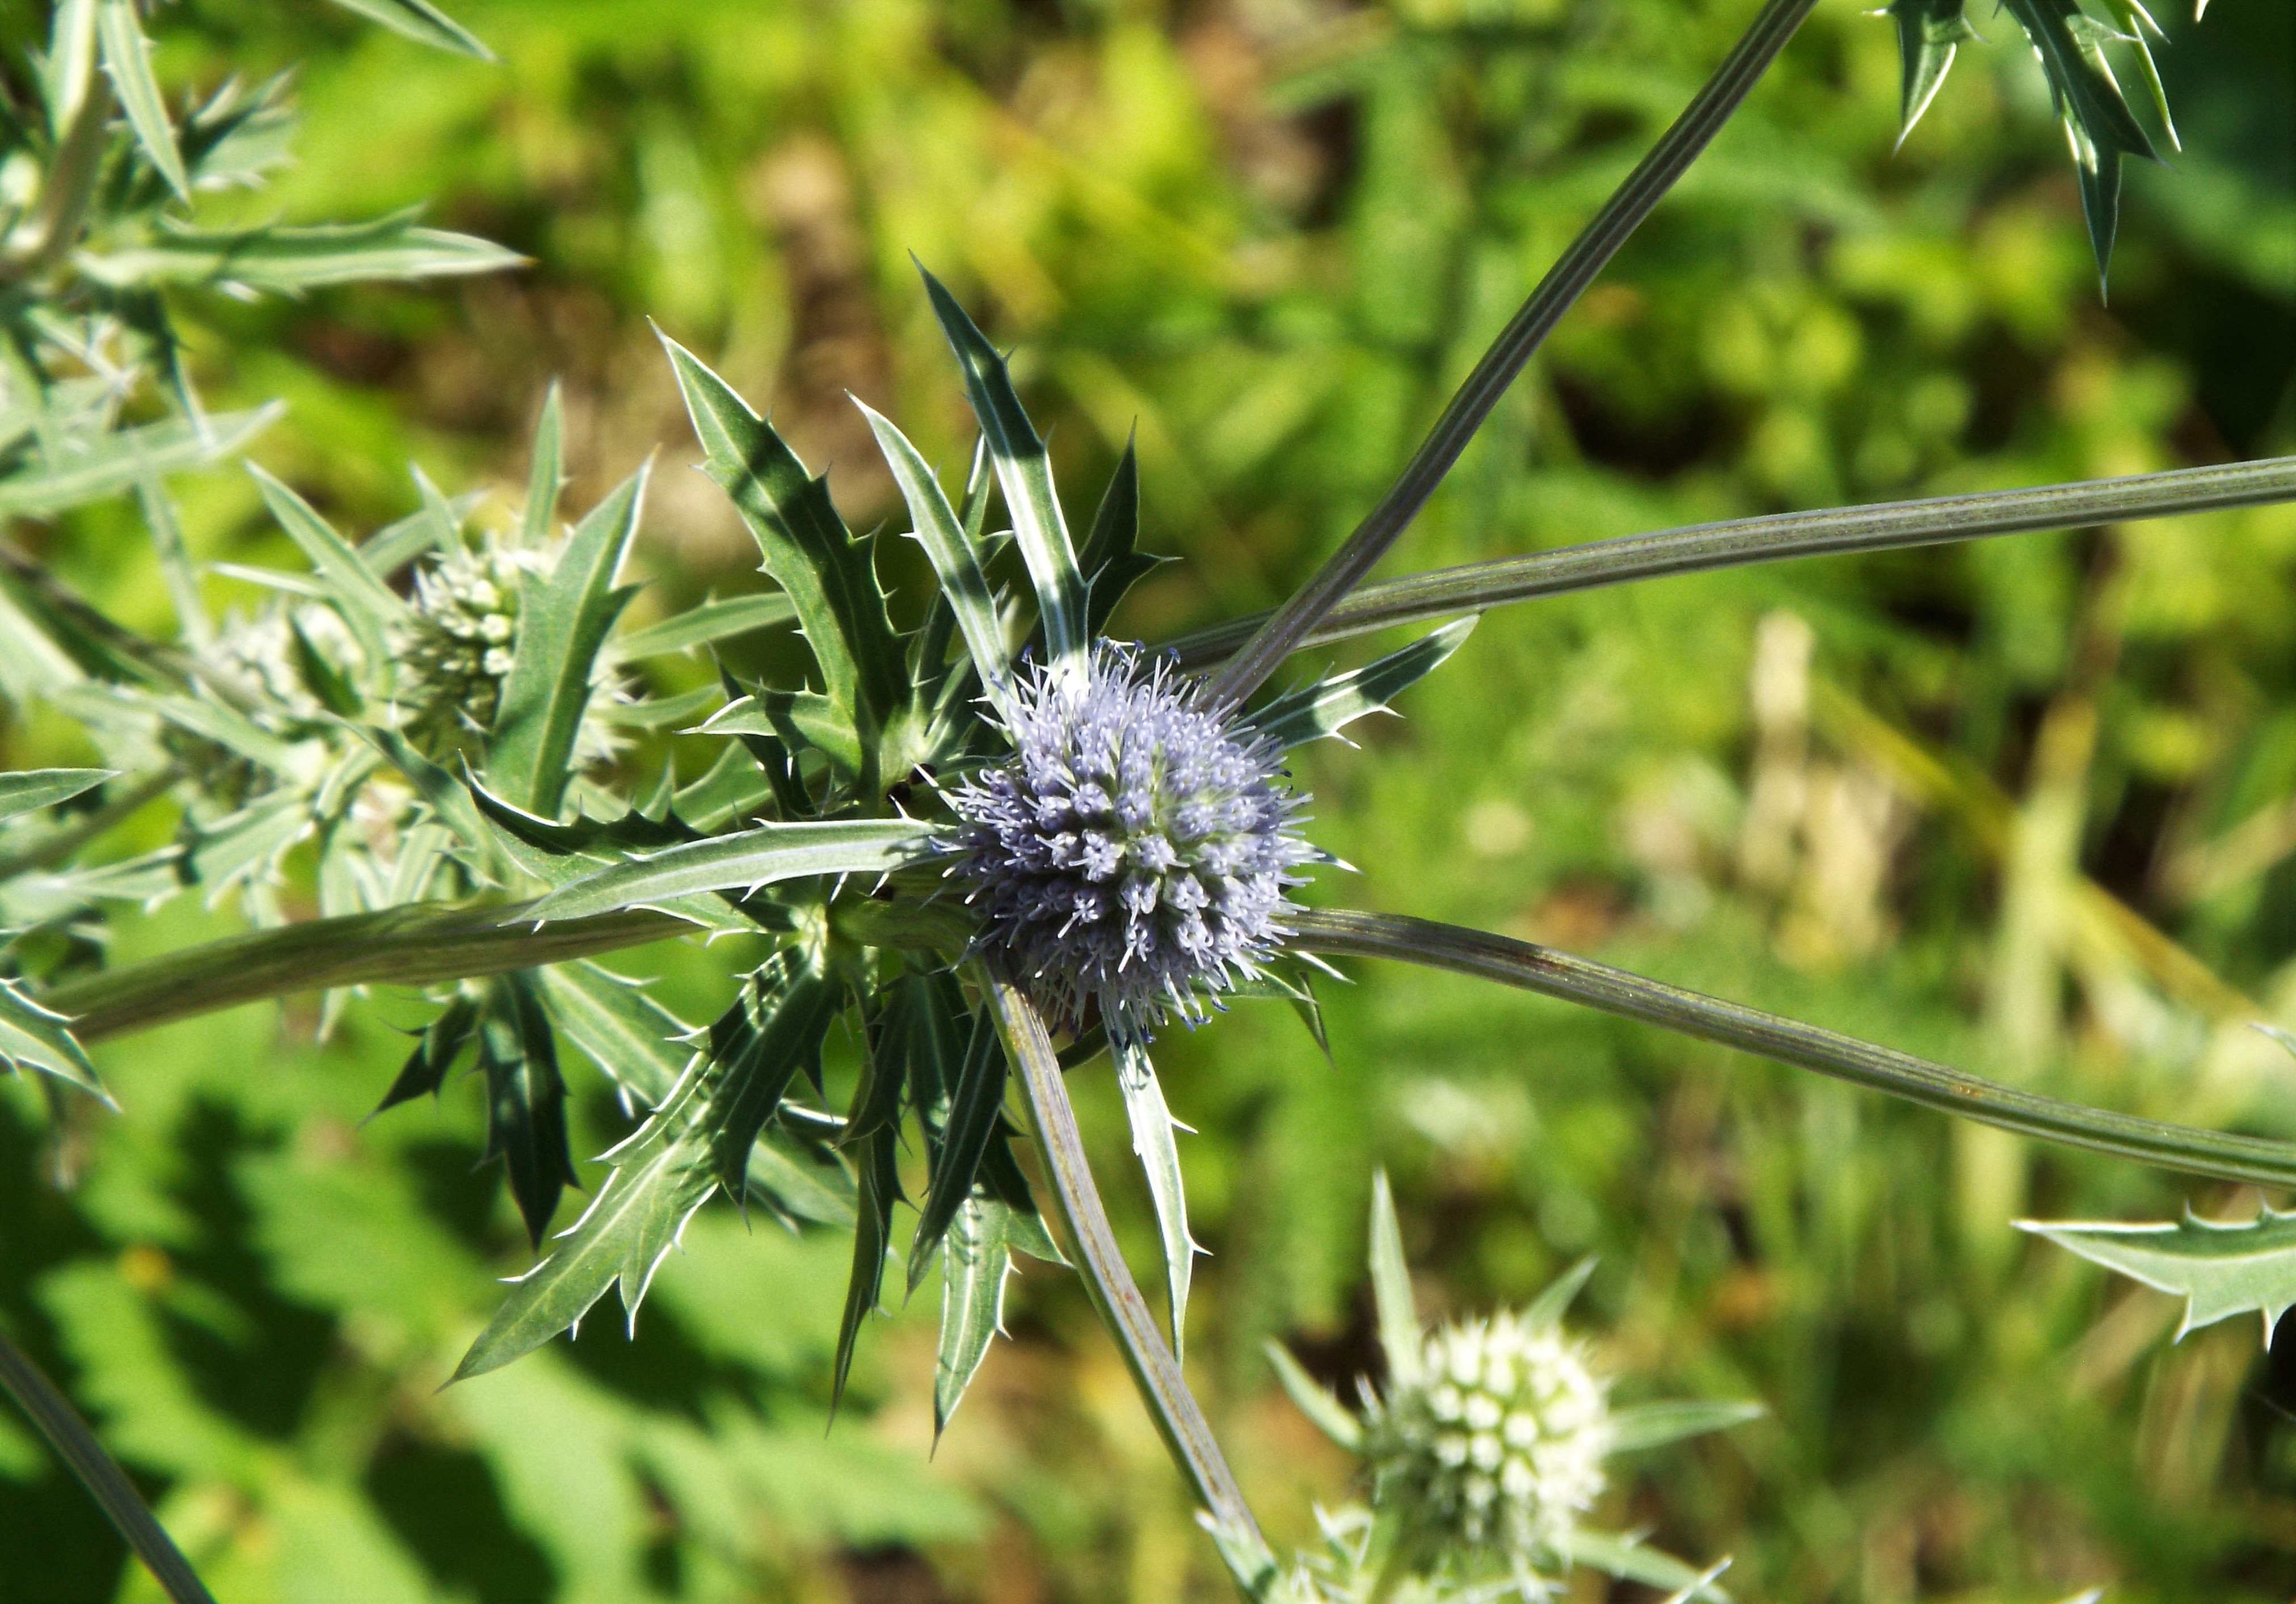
[1368, 1169, 1421, 1386]
[933, 1190, 1020, 1438]
[0, 977, 107, 1101]
[96, 0, 187, 201]
[1550, 1531, 1731, 1600]
[1262, 1341, 1363, 1452]
[614, 593, 796, 659]
[321, 0, 492, 58]
[1608, 1399, 1767, 1453]
[523, 818, 936, 921]
[1115, 1034, 1197, 1357]
[1246, 618, 1476, 750]
[247, 463, 406, 670]
[1522, 1254, 1596, 1329]
[536, 961, 694, 1109]
[0, 407, 277, 517]
[0, 768, 111, 823]
[2019, 1205, 2296, 1342]
[81, 211, 523, 291]
[521, 381, 564, 545]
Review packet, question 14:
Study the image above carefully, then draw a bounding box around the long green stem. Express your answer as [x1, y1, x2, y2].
[46, 900, 685, 1043]
[984, 978, 1279, 1597]
[1168, 456, 2296, 669]
[1290, 907, 2296, 1189]
[0, 1326, 217, 1604]
[1205, 0, 1822, 706]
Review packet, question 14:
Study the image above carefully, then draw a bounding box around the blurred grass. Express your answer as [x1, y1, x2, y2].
[3, 0, 2295, 1598]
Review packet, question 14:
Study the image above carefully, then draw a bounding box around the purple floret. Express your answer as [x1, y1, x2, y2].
[942, 645, 1315, 1038]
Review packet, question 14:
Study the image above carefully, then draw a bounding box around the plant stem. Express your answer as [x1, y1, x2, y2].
[1168, 456, 2296, 669]
[1204, 0, 1821, 706]
[45, 900, 686, 1043]
[985, 976, 1280, 1597]
[1290, 907, 2296, 1189]
[0, 1325, 218, 1604]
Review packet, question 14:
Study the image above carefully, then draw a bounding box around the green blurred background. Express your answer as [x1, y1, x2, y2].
[4, 0, 2295, 1597]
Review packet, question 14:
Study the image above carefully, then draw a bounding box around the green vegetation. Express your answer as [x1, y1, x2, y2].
[1, 0, 2291, 1598]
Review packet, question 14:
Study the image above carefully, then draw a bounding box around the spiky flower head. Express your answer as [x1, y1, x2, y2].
[397, 533, 624, 769]
[942, 643, 1314, 1039]
[1366, 1312, 1612, 1564]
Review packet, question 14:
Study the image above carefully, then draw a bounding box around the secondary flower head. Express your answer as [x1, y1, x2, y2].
[397, 532, 625, 769]
[942, 642, 1315, 1039]
[1366, 1312, 1613, 1564]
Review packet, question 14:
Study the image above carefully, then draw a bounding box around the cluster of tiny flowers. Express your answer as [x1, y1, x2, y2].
[396, 534, 625, 769]
[1366, 1313, 1613, 1563]
[207, 604, 361, 721]
[941, 643, 1315, 1038]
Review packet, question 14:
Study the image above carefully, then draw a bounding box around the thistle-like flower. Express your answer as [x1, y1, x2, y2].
[942, 642, 1315, 1039]
[1365, 1312, 1613, 1561]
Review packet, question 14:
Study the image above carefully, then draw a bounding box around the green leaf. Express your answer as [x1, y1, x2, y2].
[1522, 1254, 1596, 1329]
[370, 988, 481, 1117]
[2020, 1205, 2296, 1342]
[1998, 0, 2159, 282]
[1114, 1034, 1197, 1357]
[0, 976, 108, 1101]
[44, 0, 98, 139]
[96, 0, 187, 201]
[362, 487, 488, 575]
[521, 382, 565, 545]
[744, 1130, 858, 1230]
[1079, 435, 1163, 638]
[321, 0, 493, 58]
[0, 406, 278, 517]
[536, 961, 695, 1110]
[1550, 1532, 1731, 1601]
[2095, 0, 2179, 150]
[657, 332, 904, 752]
[80, 211, 524, 291]
[1367, 1169, 1421, 1385]
[909, 1012, 1009, 1290]
[478, 971, 582, 1247]
[700, 952, 840, 1197]
[488, 464, 647, 817]
[1262, 1341, 1363, 1452]
[452, 1117, 715, 1380]
[613, 593, 796, 659]
[856, 401, 1013, 714]
[1608, 1399, 1767, 1453]
[1245, 618, 1477, 750]
[247, 464, 406, 670]
[918, 268, 1088, 675]
[934, 1188, 1029, 1438]
[522, 817, 937, 921]
[833, 1118, 901, 1415]
[0, 768, 111, 823]
[1882, 0, 1982, 142]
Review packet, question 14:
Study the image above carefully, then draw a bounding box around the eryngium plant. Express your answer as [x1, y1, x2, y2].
[0, 0, 2289, 1599]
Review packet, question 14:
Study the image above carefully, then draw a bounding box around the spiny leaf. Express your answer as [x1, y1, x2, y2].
[1245, 618, 1477, 750]
[917, 267, 1088, 675]
[80, 211, 524, 291]
[833, 1120, 901, 1415]
[0, 978, 108, 1102]
[857, 400, 1013, 715]
[1608, 1399, 1767, 1453]
[370, 988, 481, 1117]
[700, 953, 839, 1196]
[521, 817, 936, 922]
[1998, 0, 2159, 283]
[452, 1115, 714, 1380]
[96, 0, 187, 202]
[1884, 0, 1982, 142]
[2019, 1205, 2296, 1343]
[657, 332, 904, 751]
[247, 464, 406, 671]
[536, 961, 695, 1110]
[934, 1188, 1027, 1439]
[909, 1012, 1009, 1290]
[1368, 1169, 1421, 1385]
[1114, 1034, 1197, 1357]
[477, 971, 581, 1247]
[613, 592, 796, 659]
[0, 407, 277, 517]
[488, 462, 647, 818]
[321, 0, 493, 59]
[1263, 1341, 1363, 1452]
[1080, 435, 1165, 638]
[0, 768, 111, 823]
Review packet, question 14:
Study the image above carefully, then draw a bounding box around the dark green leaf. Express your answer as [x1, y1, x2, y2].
[1245, 618, 1477, 750]
[371, 989, 481, 1117]
[536, 961, 695, 1110]
[701, 953, 840, 1195]
[488, 463, 647, 817]
[909, 1012, 1008, 1290]
[478, 971, 580, 1247]
[857, 401, 1012, 713]
[1079, 435, 1164, 638]
[1998, 0, 2158, 281]
[1883, 0, 1981, 141]
[833, 1119, 901, 1415]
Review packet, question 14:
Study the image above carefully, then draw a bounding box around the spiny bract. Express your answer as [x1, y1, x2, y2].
[941, 643, 1314, 1039]
[1367, 1312, 1613, 1564]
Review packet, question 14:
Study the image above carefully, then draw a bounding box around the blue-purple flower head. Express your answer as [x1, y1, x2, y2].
[943, 643, 1315, 1039]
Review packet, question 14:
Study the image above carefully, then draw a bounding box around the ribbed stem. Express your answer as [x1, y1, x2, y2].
[985, 978, 1280, 1598]
[1204, 0, 1821, 705]
[1291, 907, 2296, 1189]
[46, 900, 686, 1043]
[1168, 456, 2296, 669]
[0, 1327, 218, 1604]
